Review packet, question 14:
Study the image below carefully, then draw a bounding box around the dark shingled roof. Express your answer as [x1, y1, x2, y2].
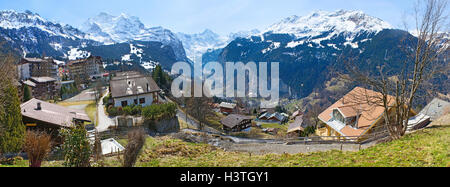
[110, 72, 161, 98]
[21, 98, 91, 128]
[221, 114, 253, 129]
[21, 58, 56, 65]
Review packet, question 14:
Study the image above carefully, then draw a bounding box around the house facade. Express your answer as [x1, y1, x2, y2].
[17, 57, 58, 81]
[67, 56, 104, 84]
[22, 77, 57, 100]
[219, 102, 237, 114]
[110, 71, 161, 107]
[221, 114, 253, 132]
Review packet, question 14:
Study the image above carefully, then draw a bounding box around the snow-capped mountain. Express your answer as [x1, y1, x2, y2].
[176, 29, 228, 60]
[0, 10, 98, 58]
[265, 10, 392, 40]
[0, 10, 87, 40]
[203, 10, 414, 98]
[0, 10, 188, 70]
[258, 10, 393, 50]
[177, 29, 261, 61]
[82, 12, 187, 61]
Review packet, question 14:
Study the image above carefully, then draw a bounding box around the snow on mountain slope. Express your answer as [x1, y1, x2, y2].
[263, 10, 393, 45]
[177, 29, 261, 60]
[82, 12, 187, 61]
[0, 10, 86, 40]
[176, 29, 228, 60]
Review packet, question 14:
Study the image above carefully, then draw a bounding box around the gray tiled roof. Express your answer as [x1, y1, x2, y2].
[31, 77, 56, 83]
[288, 116, 304, 133]
[420, 98, 450, 120]
[110, 72, 160, 98]
[22, 80, 36, 87]
[21, 99, 91, 128]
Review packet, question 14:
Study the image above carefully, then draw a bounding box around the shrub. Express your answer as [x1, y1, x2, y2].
[107, 105, 119, 117]
[23, 131, 52, 167]
[142, 103, 177, 121]
[132, 105, 142, 116]
[102, 94, 111, 106]
[60, 126, 92, 167]
[117, 107, 124, 116]
[123, 106, 133, 116]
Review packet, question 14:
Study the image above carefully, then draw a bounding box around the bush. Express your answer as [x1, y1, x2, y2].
[23, 131, 52, 167]
[60, 126, 92, 167]
[123, 106, 133, 116]
[107, 106, 119, 117]
[132, 105, 143, 116]
[142, 103, 177, 121]
[103, 94, 111, 106]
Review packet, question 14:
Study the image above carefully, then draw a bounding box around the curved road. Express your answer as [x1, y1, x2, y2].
[96, 89, 115, 132]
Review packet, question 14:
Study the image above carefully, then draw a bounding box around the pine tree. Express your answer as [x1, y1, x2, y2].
[152, 65, 165, 88]
[0, 79, 26, 153]
[23, 85, 32, 102]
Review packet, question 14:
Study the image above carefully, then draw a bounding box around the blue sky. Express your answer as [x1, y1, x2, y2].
[0, 0, 418, 35]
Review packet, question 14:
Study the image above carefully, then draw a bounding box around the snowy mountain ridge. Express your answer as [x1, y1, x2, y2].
[177, 29, 260, 60]
[82, 12, 187, 61]
[263, 10, 393, 43]
[0, 10, 87, 40]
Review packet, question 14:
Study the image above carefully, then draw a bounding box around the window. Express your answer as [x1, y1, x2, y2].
[121, 101, 128, 107]
[333, 109, 345, 123]
[134, 99, 138, 105]
[139, 98, 146, 104]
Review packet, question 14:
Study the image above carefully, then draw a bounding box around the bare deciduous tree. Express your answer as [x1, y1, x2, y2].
[185, 96, 213, 131]
[342, 0, 449, 140]
[123, 128, 146, 167]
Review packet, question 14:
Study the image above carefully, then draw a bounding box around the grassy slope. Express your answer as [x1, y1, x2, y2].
[3, 116, 449, 167]
[110, 123, 449, 167]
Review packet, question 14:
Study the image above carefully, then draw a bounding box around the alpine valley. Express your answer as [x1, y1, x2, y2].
[0, 9, 448, 102]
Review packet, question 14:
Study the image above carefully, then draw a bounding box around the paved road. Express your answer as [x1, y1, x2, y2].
[176, 110, 221, 134]
[64, 88, 97, 102]
[96, 89, 115, 132]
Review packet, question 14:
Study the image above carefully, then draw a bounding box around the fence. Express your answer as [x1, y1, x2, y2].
[182, 125, 390, 146]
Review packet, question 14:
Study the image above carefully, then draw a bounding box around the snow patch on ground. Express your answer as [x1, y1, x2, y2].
[67, 48, 90, 60]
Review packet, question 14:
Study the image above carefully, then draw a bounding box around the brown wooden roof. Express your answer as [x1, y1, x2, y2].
[318, 87, 396, 137]
[221, 114, 253, 128]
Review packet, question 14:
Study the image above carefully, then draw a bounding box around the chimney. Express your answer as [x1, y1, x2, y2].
[36, 102, 42, 110]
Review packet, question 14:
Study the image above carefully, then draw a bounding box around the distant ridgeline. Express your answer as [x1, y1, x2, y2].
[0, 10, 189, 71]
[202, 29, 448, 104]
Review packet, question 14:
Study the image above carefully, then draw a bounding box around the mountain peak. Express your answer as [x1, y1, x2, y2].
[265, 9, 392, 39]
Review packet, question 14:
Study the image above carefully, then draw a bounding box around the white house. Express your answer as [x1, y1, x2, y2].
[110, 71, 161, 107]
